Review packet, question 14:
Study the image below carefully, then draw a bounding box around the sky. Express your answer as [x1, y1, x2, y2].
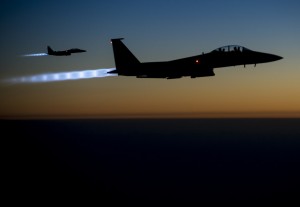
[0, 0, 300, 118]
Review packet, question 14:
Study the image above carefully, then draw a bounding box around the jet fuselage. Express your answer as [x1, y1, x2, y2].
[47, 46, 86, 56]
[110, 39, 282, 79]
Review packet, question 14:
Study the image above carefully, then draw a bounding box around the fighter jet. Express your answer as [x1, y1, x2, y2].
[47, 46, 86, 56]
[109, 38, 282, 79]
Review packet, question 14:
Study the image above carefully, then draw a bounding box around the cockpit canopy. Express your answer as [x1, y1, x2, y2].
[212, 45, 251, 53]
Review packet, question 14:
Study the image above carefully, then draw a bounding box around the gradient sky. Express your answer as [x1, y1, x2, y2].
[1, 0, 300, 118]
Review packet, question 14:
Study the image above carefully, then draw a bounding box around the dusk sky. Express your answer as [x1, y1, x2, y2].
[1, 0, 300, 118]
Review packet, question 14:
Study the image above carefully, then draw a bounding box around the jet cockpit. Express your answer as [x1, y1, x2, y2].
[213, 45, 251, 53]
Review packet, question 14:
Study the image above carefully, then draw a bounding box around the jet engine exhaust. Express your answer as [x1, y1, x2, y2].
[22, 53, 48, 57]
[4, 68, 117, 84]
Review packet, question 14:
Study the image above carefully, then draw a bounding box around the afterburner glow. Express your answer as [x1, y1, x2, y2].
[22, 53, 48, 57]
[5, 68, 117, 84]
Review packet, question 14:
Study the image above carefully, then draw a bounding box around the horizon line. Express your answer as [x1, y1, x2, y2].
[2, 111, 300, 120]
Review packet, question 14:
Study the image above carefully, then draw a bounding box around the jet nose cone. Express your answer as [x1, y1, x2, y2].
[274, 55, 283, 61]
[268, 54, 283, 62]
[272, 55, 283, 61]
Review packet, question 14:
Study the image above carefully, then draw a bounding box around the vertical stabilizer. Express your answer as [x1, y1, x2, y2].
[47, 46, 54, 55]
[111, 38, 140, 71]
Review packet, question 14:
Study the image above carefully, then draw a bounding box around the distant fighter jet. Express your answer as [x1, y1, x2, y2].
[109, 38, 282, 79]
[47, 46, 86, 56]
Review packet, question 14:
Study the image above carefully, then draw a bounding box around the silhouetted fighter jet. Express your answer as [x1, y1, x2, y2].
[47, 46, 86, 56]
[109, 38, 282, 79]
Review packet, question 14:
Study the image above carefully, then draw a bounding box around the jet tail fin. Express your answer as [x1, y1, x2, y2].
[110, 38, 140, 72]
[47, 46, 54, 55]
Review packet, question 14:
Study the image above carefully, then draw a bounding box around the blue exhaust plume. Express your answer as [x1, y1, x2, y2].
[22, 53, 48, 57]
[4, 68, 117, 84]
